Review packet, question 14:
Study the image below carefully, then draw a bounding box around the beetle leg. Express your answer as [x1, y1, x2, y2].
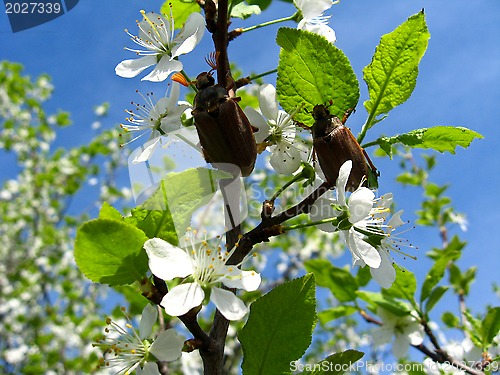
[342, 108, 356, 124]
[362, 148, 379, 176]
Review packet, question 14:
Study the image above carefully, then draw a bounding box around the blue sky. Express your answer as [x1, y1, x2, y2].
[1, 0, 499, 340]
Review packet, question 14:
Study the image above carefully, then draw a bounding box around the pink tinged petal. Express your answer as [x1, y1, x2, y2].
[144, 238, 193, 280]
[115, 56, 158, 78]
[210, 287, 249, 320]
[138, 362, 160, 375]
[161, 283, 204, 316]
[347, 230, 381, 268]
[133, 138, 161, 164]
[221, 267, 261, 291]
[149, 328, 184, 362]
[336, 160, 352, 205]
[393, 333, 411, 358]
[139, 304, 158, 339]
[171, 13, 205, 57]
[142, 56, 183, 82]
[348, 187, 375, 223]
[269, 145, 301, 174]
[388, 210, 405, 229]
[370, 249, 396, 289]
[258, 84, 279, 121]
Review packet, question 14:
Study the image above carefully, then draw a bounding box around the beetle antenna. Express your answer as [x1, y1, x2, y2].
[205, 52, 218, 72]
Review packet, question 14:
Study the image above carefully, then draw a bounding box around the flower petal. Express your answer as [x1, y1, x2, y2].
[300, 21, 336, 44]
[142, 56, 183, 82]
[371, 325, 393, 346]
[347, 230, 381, 268]
[393, 333, 411, 358]
[211, 287, 249, 320]
[149, 328, 184, 362]
[388, 210, 405, 229]
[171, 13, 205, 57]
[133, 137, 161, 164]
[408, 328, 424, 346]
[139, 304, 158, 339]
[336, 160, 352, 205]
[138, 362, 160, 375]
[295, 0, 333, 18]
[144, 238, 194, 281]
[244, 107, 270, 144]
[166, 81, 181, 109]
[370, 249, 396, 288]
[258, 84, 279, 121]
[348, 187, 375, 223]
[269, 144, 301, 174]
[161, 283, 204, 316]
[310, 197, 339, 233]
[222, 267, 261, 291]
[115, 55, 158, 78]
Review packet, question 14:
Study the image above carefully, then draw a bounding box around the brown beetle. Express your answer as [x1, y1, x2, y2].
[174, 61, 257, 177]
[312, 103, 377, 191]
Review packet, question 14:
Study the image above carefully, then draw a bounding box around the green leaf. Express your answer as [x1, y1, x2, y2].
[382, 268, 417, 302]
[162, 0, 201, 27]
[463, 311, 484, 347]
[240, 274, 317, 375]
[374, 126, 483, 157]
[247, 0, 271, 11]
[424, 286, 449, 314]
[305, 350, 364, 375]
[481, 307, 500, 348]
[319, 306, 358, 325]
[441, 311, 460, 328]
[363, 11, 430, 124]
[75, 219, 149, 286]
[276, 27, 359, 127]
[356, 291, 410, 316]
[98, 202, 123, 221]
[138, 167, 231, 242]
[231, 2, 261, 19]
[304, 259, 358, 302]
[420, 239, 462, 303]
[129, 207, 178, 246]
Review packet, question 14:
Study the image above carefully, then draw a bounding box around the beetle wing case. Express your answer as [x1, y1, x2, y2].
[312, 104, 369, 191]
[193, 84, 257, 177]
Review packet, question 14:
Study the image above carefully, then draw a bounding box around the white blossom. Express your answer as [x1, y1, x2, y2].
[310, 160, 382, 268]
[95, 305, 184, 374]
[121, 82, 190, 163]
[372, 307, 424, 358]
[244, 84, 305, 174]
[144, 230, 261, 320]
[294, 0, 337, 43]
[116, 11, 205, 82]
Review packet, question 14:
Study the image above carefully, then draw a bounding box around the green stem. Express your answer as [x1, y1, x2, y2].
[241, 14, 297, 33]
[247, 69, 277, 82]
[283, 217, 340, 231]
[270, 164, 314, 201]
[360, 139, 378, 149]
